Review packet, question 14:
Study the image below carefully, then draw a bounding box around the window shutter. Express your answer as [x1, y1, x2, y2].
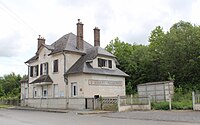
[36, 65, 39, 76]
[108, 60, 112, 68]
[46, 63, 49, 75]
[30, 66, 33, 77]
[40, 64, 43, 75]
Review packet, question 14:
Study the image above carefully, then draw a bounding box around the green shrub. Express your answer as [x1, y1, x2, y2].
[151, 102, 169, 110]
[172, 101, 192, 110]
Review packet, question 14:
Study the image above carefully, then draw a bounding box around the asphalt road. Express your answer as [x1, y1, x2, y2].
[0, 109, 199, 125]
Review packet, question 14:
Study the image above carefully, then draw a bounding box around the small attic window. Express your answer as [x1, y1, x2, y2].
[98, 58, 112, 69]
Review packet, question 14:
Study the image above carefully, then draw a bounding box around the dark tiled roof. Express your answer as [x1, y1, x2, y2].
[30, 75, 53, 84]
[20, 76, 28, 83]
[66, 46, 128, 77]
[50, 33, 93, 55]
[25, 55, 38, 63]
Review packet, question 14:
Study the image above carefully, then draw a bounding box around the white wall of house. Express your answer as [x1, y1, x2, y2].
[68, 73, 126, 98]
[28, 47, 83, 99]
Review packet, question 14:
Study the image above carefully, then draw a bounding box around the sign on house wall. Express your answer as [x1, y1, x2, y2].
[88, 79, 122, 86]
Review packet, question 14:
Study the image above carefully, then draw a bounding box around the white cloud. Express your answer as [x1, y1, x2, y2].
[0, 0, 200, 76]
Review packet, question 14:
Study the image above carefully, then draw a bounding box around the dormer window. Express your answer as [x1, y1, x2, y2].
[98, 58, 112, 69]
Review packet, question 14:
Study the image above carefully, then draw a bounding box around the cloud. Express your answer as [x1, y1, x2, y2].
[0, 32, 21, 57]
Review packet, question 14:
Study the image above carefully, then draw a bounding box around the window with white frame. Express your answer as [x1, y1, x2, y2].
[53, 84, 59, 98]
[98, 58, 112, 69]
[71, 83, 78, 97]
[40, 62, 48, 75]
[42, 87, 47, 98]
[53, 59, 59, 73]
[33, 87, 37, 98]
[30, 65, 38, 77]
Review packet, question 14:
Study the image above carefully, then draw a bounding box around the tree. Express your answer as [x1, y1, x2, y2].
[0, 72, 21, 98]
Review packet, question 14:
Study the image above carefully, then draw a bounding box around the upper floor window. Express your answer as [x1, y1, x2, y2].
[40, 62, 48, 75]
[53, 59, 58, 72]
[30, 65, 38, 77]
[98, 58, 112, 69]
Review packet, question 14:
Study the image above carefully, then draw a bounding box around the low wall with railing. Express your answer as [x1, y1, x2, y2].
[192, 92, 200, 110]
[118, 95, 151, 112]
[0, 99, 20, 106]
[23, 98, 85, 110]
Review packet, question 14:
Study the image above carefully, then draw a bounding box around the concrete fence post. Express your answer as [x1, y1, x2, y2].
[131, 94, 133, 105]
[148, 95, 151, 110]
[169, 94, 172, 110]
[192, 91, 195, 110]
[117, 95, 120, 112]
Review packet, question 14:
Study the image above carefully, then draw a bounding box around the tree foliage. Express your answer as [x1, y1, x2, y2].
[106, 21, 200, 94]
[0, 72, 21, 99]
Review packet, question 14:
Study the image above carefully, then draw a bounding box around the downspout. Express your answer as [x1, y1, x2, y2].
[25, 63, 29, 105]
[62, 51, 68, 109]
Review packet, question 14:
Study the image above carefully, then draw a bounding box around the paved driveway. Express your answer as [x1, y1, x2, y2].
[0, 109, 199, 125]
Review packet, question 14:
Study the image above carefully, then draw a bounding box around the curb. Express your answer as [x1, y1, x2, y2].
[7, 107, 68, 113]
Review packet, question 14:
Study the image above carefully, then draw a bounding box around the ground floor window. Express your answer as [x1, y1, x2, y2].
[42, 87, 47, 98]
[53, 84, 59, 98]
[71, 82, 78, 97]
[33, 87, 37, 98]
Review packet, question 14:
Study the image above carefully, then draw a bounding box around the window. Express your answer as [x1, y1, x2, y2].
[42, 86, 47, 98]
[43, 89, 47, 98]
[33, 87, 37, 98]
[98, 58, 112, 69]
[53, 59, 58, 72]
[108, 60, 112, 68]
[71, 83, 78, 97]
[30, 65, 38, 77]
[53, 84, 59, 98]
[40, 62, 48, 75]
[98, 58, 107, 67]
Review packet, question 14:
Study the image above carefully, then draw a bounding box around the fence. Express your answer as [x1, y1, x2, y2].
[0, 99, 20, 106]
[118, 95, 151, 112]
[192, 92, 200, 110]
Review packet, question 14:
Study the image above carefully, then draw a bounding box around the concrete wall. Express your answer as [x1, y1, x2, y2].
[137, 81, 174, 102]
[119, 104, 151, 112]
[25, 98, 86, 109]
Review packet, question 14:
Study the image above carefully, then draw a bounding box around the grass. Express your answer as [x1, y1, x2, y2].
[0, 104, 12, 108]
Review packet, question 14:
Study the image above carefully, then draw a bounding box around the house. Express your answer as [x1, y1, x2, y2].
[21, 19, 128, 109]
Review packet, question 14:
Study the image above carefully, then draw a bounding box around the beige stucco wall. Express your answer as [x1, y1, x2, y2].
[68, 73, 126, 98]
[27, 47, 83, 99]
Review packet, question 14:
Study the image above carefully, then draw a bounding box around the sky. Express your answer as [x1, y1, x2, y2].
[0, 0, 200, 77]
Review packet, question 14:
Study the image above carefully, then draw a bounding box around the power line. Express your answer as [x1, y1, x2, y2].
[0, 0, 39, 34]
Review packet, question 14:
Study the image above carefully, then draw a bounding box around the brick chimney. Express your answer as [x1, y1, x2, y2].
[94, 27, 100, 46]
[76, 19, 84, 50]
[37, 35, 45, 50]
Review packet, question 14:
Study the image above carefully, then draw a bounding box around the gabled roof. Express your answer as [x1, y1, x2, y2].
[25, 33, 93, 63]
[49, 33, 93, 55]
[66, 46, 128, 77]
[30, 75, 53, 84]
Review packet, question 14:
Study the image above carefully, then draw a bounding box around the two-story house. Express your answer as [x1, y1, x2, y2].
[21, 19, 128, 109]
